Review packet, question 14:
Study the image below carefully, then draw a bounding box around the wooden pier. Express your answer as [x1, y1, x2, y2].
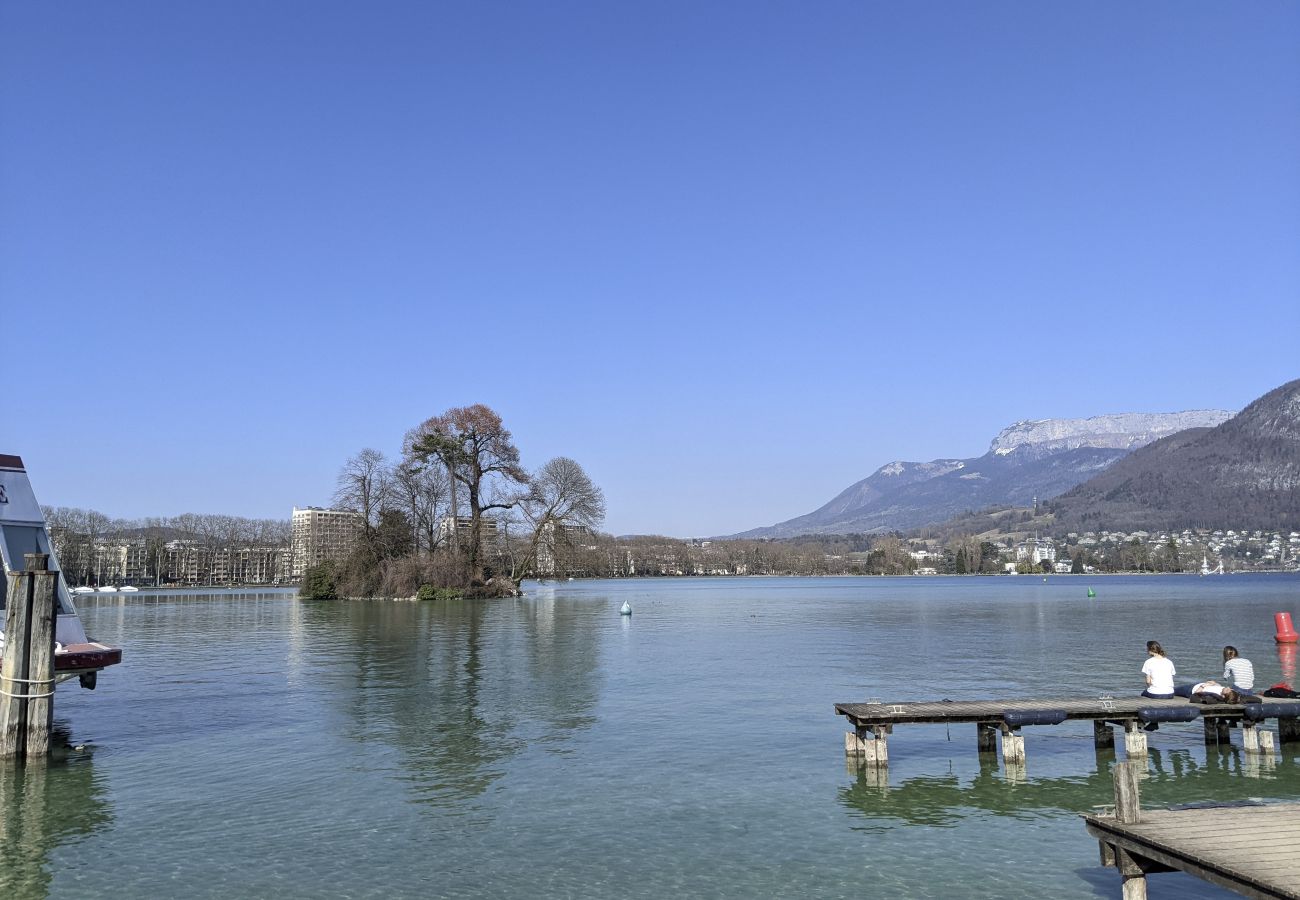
[835, 696, 1300, 767]
[1085, 761, 1300, 899]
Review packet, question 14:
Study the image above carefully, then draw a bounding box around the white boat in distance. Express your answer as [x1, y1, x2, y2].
[119, 585, 139, 592]
[97, 586, 118, 593]
[73, 586, 94, 593]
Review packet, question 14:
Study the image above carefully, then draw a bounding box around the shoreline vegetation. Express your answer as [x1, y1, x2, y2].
[40, 404, 1297, 597]
[302, 404, 607, 601]
[70, 567, 1300, 602]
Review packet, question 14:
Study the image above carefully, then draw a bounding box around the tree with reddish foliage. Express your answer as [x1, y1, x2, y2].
[408, 404, 527, 585]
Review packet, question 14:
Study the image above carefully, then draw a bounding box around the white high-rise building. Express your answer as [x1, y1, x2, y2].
[291, 507, 364, 579]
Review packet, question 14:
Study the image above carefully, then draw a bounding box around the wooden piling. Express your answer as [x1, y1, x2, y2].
[1278, 716, 1300, 745]
[976, 723, 997, 753]
[1123, 722, 1147, 758]
[0, 554, 57, 761]
[1259, 729, 1276, 754]
[1093, 720, 1115, 750]
[1242, 722, 1260, 754]
[1116, 848, 1149, 900]
[1001, 730, 1025, 765]
[1203, 717, 1230, 746]
[864, 725, 888, 768]
[1113, 761, 1141, 824]
[1, 568, 35, 758]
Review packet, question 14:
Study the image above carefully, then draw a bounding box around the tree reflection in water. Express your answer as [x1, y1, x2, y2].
[302, 595, 602, 809]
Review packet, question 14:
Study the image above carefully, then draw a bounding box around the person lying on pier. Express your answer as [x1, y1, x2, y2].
[1187, 680, 1261, 704]
[1141, 640, 1177, 698]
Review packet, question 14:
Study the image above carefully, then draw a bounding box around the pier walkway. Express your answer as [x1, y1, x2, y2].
[835, 696, 1300, 766]
[1085, 762, 1300, 899]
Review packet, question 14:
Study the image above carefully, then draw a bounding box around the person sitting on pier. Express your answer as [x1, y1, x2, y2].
[1222, 646, 1255, 692]
[1141, 640, 1176, 699]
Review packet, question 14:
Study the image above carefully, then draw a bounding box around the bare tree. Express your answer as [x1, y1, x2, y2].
[389, 458, 450, 553]
[334, 448, 390, 543]
[514, 457, 606, 582]
[408, 404, 527, 584]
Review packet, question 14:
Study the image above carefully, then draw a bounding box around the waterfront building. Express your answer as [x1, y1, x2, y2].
[436, 515, 499, 547]
[291, 506, 364, 578]
[1014, 539, 1057, 565]
[535, 521, 593, 576]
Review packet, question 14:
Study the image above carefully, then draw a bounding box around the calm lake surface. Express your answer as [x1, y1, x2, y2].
[5, 575, 1300, 898]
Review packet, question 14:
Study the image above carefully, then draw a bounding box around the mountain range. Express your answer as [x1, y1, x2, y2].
[1045, 379, 1300, 533]
[732, 409, 1234, 538]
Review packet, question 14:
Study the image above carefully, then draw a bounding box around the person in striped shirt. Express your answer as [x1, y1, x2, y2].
[1222, 646, 1254, 691]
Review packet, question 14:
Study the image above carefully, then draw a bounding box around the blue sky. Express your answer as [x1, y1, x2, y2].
[3, 2, 1297, 537]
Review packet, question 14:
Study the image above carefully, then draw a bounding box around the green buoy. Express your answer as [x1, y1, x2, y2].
[1087, 588, 1096, 598]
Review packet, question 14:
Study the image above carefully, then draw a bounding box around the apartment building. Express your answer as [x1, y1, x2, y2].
[291, 506, 364, 578]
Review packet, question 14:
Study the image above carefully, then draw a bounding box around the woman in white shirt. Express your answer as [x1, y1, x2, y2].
[1141, 640, 1176, 698]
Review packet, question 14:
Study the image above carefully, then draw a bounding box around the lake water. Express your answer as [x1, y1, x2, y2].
[5, 575, 1300, 898]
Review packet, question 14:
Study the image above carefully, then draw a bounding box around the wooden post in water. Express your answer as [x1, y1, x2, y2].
[1000, 727, 1025, 765]
[1093, 720, 1115, 750]
[864, 725, 888, 768]
[0, 554, 58, 761]
[1123, 722, 1147, 758]
[976, 723, 997, 754]
[0, 565, 34, 758]
[1259, 729, 1276, 754]
[23, 556, 58, 760]
[1278, 717, 1300, 745]
[1113, 760, 1141, 823]
[1242, 722, 1261, 754]
[1203, 717, 1230, 746]
[1094, 763, 1149, 899]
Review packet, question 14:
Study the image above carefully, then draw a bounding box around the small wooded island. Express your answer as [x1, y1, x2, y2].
[302, 404, 605, 600]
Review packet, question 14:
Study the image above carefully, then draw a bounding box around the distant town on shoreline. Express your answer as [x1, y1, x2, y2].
[40, 503, 1300, 590]
[38, 378, 1300, 593]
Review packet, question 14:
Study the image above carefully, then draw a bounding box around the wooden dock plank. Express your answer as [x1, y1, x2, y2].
[1085, 804, 1300, 900]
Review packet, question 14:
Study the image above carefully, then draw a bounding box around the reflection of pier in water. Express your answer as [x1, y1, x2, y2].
[0, 726, 113, 894]
[839, 745, 1296, 832]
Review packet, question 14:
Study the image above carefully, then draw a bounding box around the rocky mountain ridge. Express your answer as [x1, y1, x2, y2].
[1046, 380, 1300, 533]
[732, 408, 1234, 539]
[989, 410, 1232, 457]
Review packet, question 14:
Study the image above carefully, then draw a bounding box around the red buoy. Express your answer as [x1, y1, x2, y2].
[1275, 612, 1299, 644]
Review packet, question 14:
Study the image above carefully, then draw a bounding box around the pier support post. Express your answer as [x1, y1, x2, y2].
[1113, 760, 1141, 824]
[0, 554, 58, 761]
[976, 723, 997, 754]
[844, 731, 866, 756]
[1278, 717, 1300, 746]
[1242, 723, 1261, 754]
[1116, 850, 1149, 900]
[864, 726, 888, 768]
[1259, 729, 1276, 754]
[1123, 722, 1147, 758]
[1203, 718, 1230, 746]
[1104, 763, 1147, 899]
[1093, 720, 1115, 750]
[1000, 728, 1025, 765]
